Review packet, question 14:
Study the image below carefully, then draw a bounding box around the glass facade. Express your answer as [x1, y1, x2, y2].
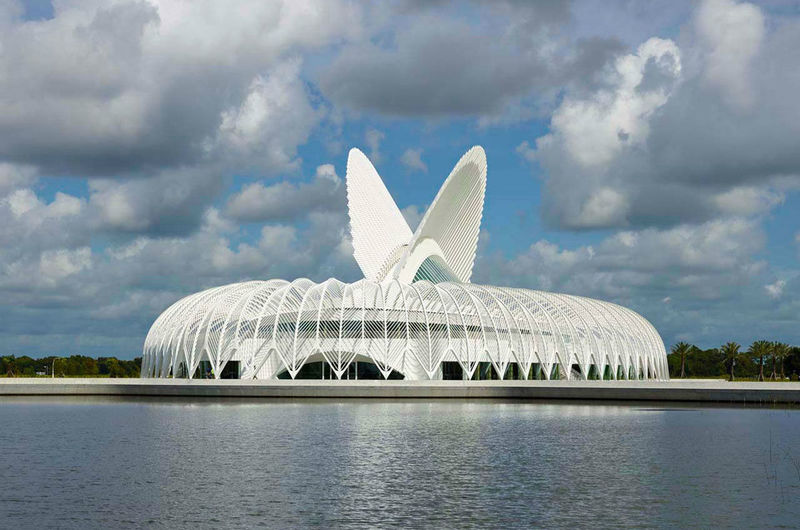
[412, 255, 459, 283]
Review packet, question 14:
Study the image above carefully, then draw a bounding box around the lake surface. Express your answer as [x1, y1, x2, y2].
[0, 398, 798, 529]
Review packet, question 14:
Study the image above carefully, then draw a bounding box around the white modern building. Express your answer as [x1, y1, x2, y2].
[141, 147, 668, 381]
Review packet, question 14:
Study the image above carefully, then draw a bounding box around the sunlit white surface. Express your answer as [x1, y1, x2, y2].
[142, 147, 668, 380]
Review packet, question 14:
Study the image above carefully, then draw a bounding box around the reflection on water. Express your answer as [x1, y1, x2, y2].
[0, 398, 798, 528]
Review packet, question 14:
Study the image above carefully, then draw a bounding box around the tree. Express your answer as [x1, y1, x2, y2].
[774, 342, 790, 380]
[748, 340, 771, 382]
[671, 342, 693, 378]
[769, 342, 779, 380]
[721, 342, 740, 382]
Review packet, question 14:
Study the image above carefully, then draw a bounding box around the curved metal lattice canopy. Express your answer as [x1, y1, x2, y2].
[142, 278, 668, 381]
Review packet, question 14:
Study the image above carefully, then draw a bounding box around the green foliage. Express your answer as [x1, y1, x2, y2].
[720, 342, 741, 381]
[748, 340, 771, 381]
[3, 346, 798, 381]
[667, 341, 799, 380]
[773, 342, 791, 379]
[0, 355, 141, 378]
[670, 341, 693, 378]
[786, 346, 800, 378]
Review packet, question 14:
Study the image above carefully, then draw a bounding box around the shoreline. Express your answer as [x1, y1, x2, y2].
[1, 378, 799, 404]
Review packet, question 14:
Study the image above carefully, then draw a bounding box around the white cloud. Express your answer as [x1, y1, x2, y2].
[575, 187, 629, 228]
[526, 0, 800, 230]
[491, 218, 763, 295]
[39, 247, 92, 284]
[0, 1, 368, 355]
[314, 164, 339, 182]
[364, 128, 384, 164]
[225, 165, 344, 222]
[0, 163, 36, 196]
[473, 216, 795, 347]
[695, 0, 764, 108]
[541, 37, 681, 169]
[712, 186, 784, 216]
[5, 189, 41, 217]
[88, 166, 223, 235]
[515, 141, 536, 163]
[764, 279, 785, 299]
[0, 0, 360, 175]
[1, 0, 798, 357]
[319, 5, 619, 120]
[212, 59, 320, 172]
[48, 193, 84, 218]
[400, 148, 427, 173]
[0, 181, 360, 355]
[401, 204, 425, 231]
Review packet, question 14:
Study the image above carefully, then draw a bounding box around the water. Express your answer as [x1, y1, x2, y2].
[0, 398, 798, 529]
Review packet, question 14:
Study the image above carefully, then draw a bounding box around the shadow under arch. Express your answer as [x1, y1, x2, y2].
[275, 353, 405, 380]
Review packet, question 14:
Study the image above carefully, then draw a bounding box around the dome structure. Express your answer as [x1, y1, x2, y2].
[141, 147, 668, 381]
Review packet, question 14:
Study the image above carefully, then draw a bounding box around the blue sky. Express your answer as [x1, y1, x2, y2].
[0, 0, 799, 358]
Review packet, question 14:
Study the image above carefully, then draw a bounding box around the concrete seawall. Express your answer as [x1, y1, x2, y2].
[1, 379, 799, 404]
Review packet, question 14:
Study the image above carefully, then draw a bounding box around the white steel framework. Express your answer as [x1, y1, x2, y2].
[141, 278, 668, 380]
[141, 146, 669, 380]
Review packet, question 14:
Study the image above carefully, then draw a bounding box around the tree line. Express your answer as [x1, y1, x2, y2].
[1, 355, 141, 378]
[669, 341, 800, 381]
[3, 345, 799, 381]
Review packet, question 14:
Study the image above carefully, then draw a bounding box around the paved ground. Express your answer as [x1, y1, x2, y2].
[1, 378, 799, 404]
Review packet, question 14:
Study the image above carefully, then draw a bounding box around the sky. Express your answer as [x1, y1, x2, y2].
[1, 0, 799, 359]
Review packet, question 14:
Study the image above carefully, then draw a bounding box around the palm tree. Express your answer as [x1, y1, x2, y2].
[748, 340, 771, 382]
[671, 342, 693, 378]
[774, 342, 790, 380]
[769, 341, 779, 380]
[721, 342, 740, 382]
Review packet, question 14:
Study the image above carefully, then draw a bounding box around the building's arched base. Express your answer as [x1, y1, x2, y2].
[142, 279, 669, 381]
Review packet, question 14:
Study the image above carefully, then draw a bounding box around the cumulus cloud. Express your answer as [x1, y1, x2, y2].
[515, 141, 536, 163]
[712, 186, 784, 216]
[574, 187, 629, 228]
[400, 148, 428, 173]
[320, 5, 623, 119]
[0, 0, 359, 175]
[210, 59, 321, 172]
[0, 163, 37, 196]
[0, 183, 359, 355]
[88, 166, 224, 236]
[1, 0, 799, 356]
[526, 0, 800, 230]
[0, 0, 368, 355]
[764, 280, 785, 299]
[225, 165, 345, 222]
[473, 216, 796, 346]
[364, 128, 385, 163]
[401, 204, 425, 231]
[0, 189, 88, 268]
[477, 217, 764, 298]
[695, 0, 764, 108]
[39, 248, 92, 285]
[532, 36, 682, 228]
[543, 38, 681, 169]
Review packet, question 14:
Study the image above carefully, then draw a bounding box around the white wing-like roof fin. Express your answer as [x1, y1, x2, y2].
[346, 148, 413, 282]
[396, 146, 487, 283]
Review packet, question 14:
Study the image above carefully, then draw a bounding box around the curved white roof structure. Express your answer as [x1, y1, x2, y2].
[142, 278, 667, 381]
[394, 146, 486, 284]
[346, 148, 413, 282]
[142, 146, 668, 381]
